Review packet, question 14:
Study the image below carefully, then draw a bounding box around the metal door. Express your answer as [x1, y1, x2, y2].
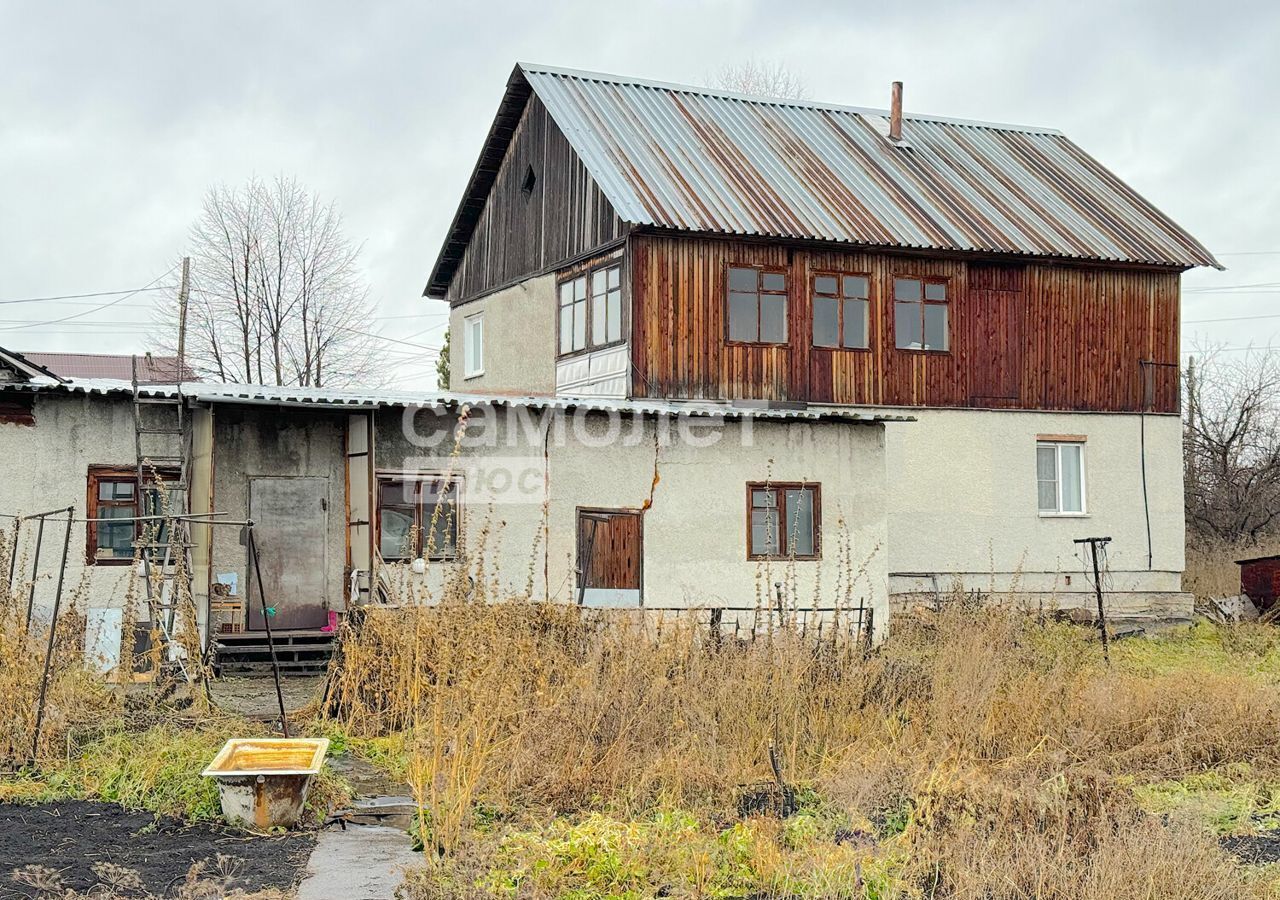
[247, 476, 330, 630]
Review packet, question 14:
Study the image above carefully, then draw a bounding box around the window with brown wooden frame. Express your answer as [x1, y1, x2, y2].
[85, 466, 180, 565]
[376, 474, 462, 561]
[558, 261, 623, 357]
[893, 276, 949, 351]
[727, 265, 788, 344]
[746, 482, 820, 560]
[812, 273, 870, 350]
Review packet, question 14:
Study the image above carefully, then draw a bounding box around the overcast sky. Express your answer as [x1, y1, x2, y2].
[2, 0, 1277, 389]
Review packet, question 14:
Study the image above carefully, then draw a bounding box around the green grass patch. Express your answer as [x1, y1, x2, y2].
[1, 716, 350, 824]
[472, 810, 900, 900]
[1110, 623, 1280, 678]
[1134, 765, 1280, 835]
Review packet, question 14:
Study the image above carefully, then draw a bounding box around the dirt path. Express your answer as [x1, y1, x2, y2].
[0, 800, 315, 898]
[208, 674, 326, 720]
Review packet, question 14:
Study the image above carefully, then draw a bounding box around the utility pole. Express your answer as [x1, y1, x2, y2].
[1074, 536, 1112, 664]
[176, 256, 190, 381]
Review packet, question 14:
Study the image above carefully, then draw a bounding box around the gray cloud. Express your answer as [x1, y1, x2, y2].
[2, 0, 1277, 386]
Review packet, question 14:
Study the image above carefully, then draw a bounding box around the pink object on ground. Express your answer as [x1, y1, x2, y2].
[321, 611, 339, 633]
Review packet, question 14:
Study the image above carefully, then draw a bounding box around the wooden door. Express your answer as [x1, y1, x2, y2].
[576, 509, 642, 607]
[247, 476, 330, 630]
[968, 264, 1026, 406]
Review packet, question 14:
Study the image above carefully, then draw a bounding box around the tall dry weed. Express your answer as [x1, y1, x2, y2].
[0, 519, 118, 766]
[331, 594, 1280, 894]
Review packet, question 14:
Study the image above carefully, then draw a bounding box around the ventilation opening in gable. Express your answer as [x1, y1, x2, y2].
[521, 164, 537, 196]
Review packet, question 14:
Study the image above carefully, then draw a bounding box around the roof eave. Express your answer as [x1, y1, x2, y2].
[423, 64, 536, 300]
[0, 346, 66, 383]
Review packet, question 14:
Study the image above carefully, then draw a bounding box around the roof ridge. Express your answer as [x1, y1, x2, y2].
[517, 62, 1064, 136]
[22, 350, 182, 359]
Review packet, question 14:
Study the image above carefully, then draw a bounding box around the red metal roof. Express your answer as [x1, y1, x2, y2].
[19, 352, 197, 384]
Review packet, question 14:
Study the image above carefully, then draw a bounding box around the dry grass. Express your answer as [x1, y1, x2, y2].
[1185, 531, 1280, 602]
[327, 595, 1280, 898]
[0, 519, 119, 767]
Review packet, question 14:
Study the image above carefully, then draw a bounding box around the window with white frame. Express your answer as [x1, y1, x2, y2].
[1037, 441, 1085, 514]
[559, 262, 623, 357]
[463, 313, 483, 378]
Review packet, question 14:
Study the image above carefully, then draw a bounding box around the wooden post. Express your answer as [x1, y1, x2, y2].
[175, 256, 190, 381]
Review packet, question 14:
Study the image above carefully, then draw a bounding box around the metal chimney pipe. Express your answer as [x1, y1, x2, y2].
[889, 81, 903, 141]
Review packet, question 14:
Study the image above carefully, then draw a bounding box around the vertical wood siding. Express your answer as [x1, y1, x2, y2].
[445, 95, 629, 305]
[631, 234, 1181, 413]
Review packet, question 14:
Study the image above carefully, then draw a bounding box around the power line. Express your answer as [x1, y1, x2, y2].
[0, 267, 178, 333]
[1185, 282, 1280, 293]
[0, 284, 174, 306]
[1184, 313, 1280, 325]
[0, 319, 158, 327]
[1181, 345, 1280, 355]
[331, 323, 441, 353]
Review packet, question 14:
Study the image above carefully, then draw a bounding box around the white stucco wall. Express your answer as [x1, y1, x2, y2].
[448, 273, 557, 394]
[376, 409, 889, 634]
[0, 392, 152, 618]
[880, 407, 1187, 615]
[2, 386, 1187, 635]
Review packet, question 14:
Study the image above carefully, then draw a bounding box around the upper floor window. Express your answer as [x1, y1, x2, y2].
[894, 276, 949, 351]
[463, 312, 484, 378]
[727, 266, 787, 344]
[559, 263, 622, 357]
[747, 482, 820, 560]
[813, 274, 870, 349]
[1037, 440, 1085, 515]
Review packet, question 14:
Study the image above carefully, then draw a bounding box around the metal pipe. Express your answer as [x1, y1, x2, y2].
[247, 527, 290, 738]
[30, 506, 75, 764]
[5, 517, 21, 592]
[22, 505, 78, 520]
[23, 515, 46, 631]
[889, 81, 903, 141]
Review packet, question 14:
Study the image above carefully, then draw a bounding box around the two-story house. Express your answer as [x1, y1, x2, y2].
[428, 63, 1219, 620]
[0, 64, 1218, 660]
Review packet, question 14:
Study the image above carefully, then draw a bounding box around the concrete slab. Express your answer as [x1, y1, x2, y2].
[296, 823, 419, 900]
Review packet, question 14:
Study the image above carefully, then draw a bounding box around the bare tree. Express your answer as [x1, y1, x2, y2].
[1184, 344, 1280, 542]
[154, 176, 385, 387]
[709, 60, 808, 100]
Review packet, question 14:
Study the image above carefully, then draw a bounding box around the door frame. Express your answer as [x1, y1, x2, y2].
[575, 506, 644, 607]
[246, 475, 331, 631]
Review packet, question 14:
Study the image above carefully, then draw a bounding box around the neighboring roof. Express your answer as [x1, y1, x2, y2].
[427, 64, 1219, 296]
[19, 351, 198, 383]
[0, 346, 64, 382]
[0, 377, 912, 424]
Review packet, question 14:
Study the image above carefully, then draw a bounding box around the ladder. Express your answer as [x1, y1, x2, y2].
[132, 353, 195, 680]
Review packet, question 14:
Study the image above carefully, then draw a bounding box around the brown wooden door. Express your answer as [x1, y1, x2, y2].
[968, 264, 1026, 406]
[576, 509, 642, 607]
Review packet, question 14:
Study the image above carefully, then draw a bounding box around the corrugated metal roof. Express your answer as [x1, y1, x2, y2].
[427, 64, 1218, 296]
[0, 347, 63, 382]
[0, 378, 911, 424]
[20, 351, 197, 383]
[522, 64, 1218, 269]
